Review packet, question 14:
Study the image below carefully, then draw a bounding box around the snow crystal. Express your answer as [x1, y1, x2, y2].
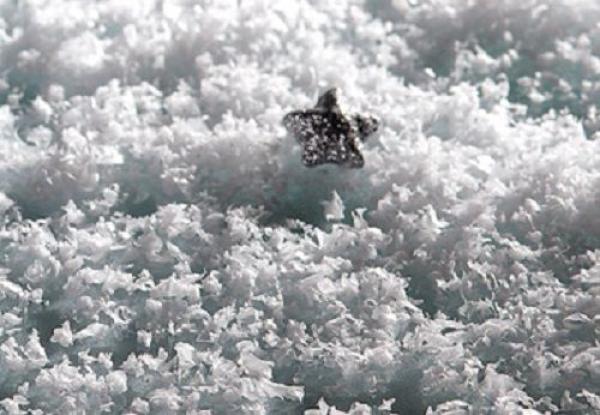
[323, 190, 345, 222]
[50, 320, 73, 348]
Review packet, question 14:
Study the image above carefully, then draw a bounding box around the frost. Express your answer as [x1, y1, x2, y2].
[106, 370, 127, 395]
[50, 321, 73, 348]
[323, 190, 345, 222]
[73, 322, 110, 341]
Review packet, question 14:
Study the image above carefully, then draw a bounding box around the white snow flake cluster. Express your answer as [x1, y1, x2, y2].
[2, 0, 600, 414]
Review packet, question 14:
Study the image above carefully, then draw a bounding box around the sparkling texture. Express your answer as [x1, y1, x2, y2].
[3, 1, 600, 414]
[283, 88, 379, 168]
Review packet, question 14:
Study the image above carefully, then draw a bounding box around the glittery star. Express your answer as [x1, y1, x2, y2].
[283, 88, 379, 168]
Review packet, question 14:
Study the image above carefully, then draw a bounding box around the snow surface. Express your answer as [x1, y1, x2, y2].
[2, 0, 600, 413]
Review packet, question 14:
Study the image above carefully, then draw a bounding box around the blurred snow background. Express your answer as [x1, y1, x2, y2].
[2, 0, 600, 413]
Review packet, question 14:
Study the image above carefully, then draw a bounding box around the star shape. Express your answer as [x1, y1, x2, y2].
[283, 88, 379, 168]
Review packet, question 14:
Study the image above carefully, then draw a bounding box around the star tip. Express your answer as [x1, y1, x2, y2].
[324, 87, 340, 98]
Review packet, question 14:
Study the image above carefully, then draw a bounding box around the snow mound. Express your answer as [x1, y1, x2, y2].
[2, 0, 600, 414]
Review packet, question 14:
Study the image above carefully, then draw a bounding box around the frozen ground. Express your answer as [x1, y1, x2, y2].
[2, 0, 600, 413]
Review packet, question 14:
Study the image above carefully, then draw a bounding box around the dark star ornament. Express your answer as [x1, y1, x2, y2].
[283, 88, 379, 168]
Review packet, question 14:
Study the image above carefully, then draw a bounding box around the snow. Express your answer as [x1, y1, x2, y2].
[2, 0, 600, 413]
